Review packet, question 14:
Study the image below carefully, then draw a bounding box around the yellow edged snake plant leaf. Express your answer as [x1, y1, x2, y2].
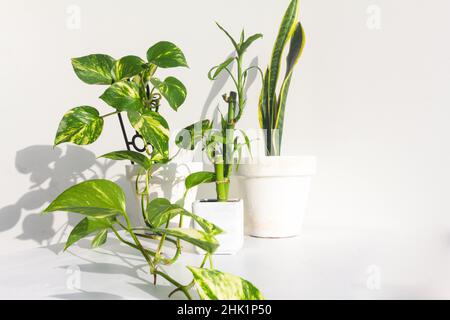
[267, 0, 299, 112]
[152, 228, 219, 254]
[54, 106, 103, 146]
[91, 229, 108, 249]
[64, 217, 113, 251]
[187, 267, 265, 300]
[127, 110, 169, 157]
[71, 54, 115, 85]
[146, 41, 188, 69]
[150, 76, 187, 111]
[175, 120, 212, 150]
[100, 81, 145, 112]
[44, 179, 126, 218]
[111, 55, 147, 81]
[99, 150, 152, 170]
[274, 22, 305, 152]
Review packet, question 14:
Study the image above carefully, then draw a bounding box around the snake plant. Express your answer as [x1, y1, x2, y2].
[44, 43, 264, 300]
[176, 23, 261, 202]
[259, 0, 306, 156]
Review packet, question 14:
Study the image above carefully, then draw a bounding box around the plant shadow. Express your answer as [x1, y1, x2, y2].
[0, 145, 124, 250]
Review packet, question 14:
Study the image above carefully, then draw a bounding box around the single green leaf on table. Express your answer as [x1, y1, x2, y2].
[176, 120, 212, 150]
[145, 198, 184, 228]
[99, 150, 151, 170]
[188, 267, 265, 300]
[185, 171, 216, 190]
[150, 77, 187, 111]
[208, 57, 235, 80]
[91, 229, 108, 248]
[128, 110, 169, 157]
[238, 33, 263, 55]
[100, 81, 144, 112]
[65, 217, 113, 251]
[71, 54, 115, 85]
[54, 106, 103, 146]
[146, 41, 188, 68]
[152, 228, 219, 253]
[44, 179, 126, 218]
[111, 55, 146, 81]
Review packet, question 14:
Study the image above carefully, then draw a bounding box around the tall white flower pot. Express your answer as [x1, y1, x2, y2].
[236, 156, 316, 238]
[192, 200, 244, 255]
[125, 162, 203, 227]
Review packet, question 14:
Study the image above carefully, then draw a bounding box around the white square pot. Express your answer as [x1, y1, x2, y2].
[192, 200, 244, 255]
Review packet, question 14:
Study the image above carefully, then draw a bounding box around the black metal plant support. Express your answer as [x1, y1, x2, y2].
[115, 90, 162, 159]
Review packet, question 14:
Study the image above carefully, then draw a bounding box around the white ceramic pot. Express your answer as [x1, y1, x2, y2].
[192, 200, 244, 255]
[236, 156, 316, 238]
[125, 162, 203, 227]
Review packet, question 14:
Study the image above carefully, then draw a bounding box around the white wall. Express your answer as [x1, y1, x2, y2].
[1, 0, 450, 254]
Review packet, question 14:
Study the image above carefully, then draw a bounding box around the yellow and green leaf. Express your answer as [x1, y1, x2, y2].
[188, 267, 265, 300]
[150, 76, 187, 111]
[146, 41, 188, 69]
[71, 54, 115, 85]
[99, 150, 151, 170]
[127, 110, 169, 157]
[100, 81, 144, 112]
[65, 217, 112, 251]
[54, 106, 103, 146]
[44, 179, 126, 218]
[111, 55, 146, 81]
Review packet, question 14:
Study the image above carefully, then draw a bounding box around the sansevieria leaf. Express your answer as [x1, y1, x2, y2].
[146, 41, 188, 68]
[65, 217, 113, 251]
[71, 54, 115, 85]
[128, 110, 169, 157]
[44, 179, 126, 218]
[187, 267, 265, 300]
[99, 150, 151, 170]
[150, 77, 187, 111]
[54, 106, 103, 146]
[152, 228, 219, 253]
[100, 81, 144, 112]
[274, 22, 305, 155]
[111, 55, 146, 81]
[267, 0, 299, 129]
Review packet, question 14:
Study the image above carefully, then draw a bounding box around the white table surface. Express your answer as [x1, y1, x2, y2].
[1, 226, 449, 300]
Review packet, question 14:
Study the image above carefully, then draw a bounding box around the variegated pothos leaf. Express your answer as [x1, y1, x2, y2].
[54, 106, 103, 146]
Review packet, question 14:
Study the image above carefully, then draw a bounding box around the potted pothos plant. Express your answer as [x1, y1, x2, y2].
[237, 0, 316, 238]
[44, 42, 264, 300]
[176, 23, 261, 254]
[56, 42, 201, 225]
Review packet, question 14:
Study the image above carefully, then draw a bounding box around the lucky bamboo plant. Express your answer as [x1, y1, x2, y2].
[259, 0, 306, 156]
[176, 23, 261, 201]
[44, 43, 264, 300]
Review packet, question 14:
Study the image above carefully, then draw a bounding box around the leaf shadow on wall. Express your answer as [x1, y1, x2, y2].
[0, 145, 129, 250]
